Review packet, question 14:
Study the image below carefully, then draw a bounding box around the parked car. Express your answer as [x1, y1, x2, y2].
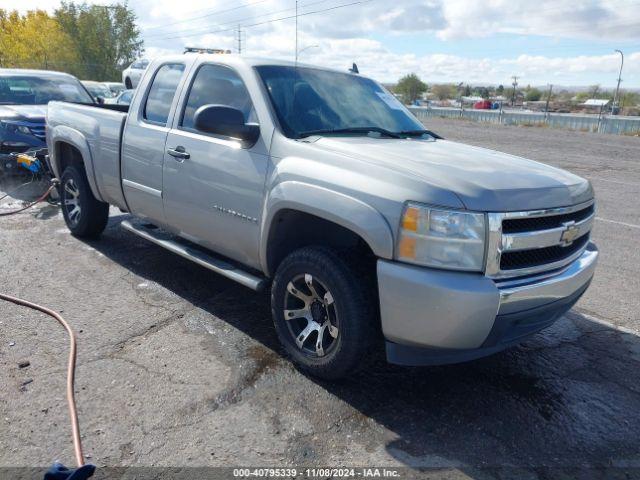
[122, 59, 149, 89]
[81, 81, 114, 102]
[1, 69, 93, 174]
[104, 89, 134, 106]
[104, 82, 125, 97]
[47, 55, 598, 379]
[474, 99, 493, 109]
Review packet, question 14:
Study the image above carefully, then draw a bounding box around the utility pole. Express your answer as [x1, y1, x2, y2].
[544, 84, 553, 120]
[612, 49, 624, 115]
[295, 0, 299, 63]
[511, 76, 519, 107]
[237, 25, 242, 54]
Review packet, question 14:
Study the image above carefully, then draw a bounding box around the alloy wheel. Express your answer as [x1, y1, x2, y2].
[63, 178, 81, 227]
[283, 273, 339, 358]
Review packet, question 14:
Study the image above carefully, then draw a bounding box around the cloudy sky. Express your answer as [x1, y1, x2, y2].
[5, 0, 640, 87]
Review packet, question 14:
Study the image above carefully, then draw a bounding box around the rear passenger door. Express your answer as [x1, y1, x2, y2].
[121, 62, 188, 225]
[162, 62, 269, 269]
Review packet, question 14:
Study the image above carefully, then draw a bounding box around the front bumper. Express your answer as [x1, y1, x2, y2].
[378, 243, 598, 366]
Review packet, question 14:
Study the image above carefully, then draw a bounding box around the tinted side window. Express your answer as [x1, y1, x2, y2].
[143, 64, 185, 125]
[181, 64, 257, 131]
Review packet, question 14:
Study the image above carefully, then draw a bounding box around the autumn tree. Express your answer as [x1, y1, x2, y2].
[0, 9, 78, 70]
[396, 73, 428, 104]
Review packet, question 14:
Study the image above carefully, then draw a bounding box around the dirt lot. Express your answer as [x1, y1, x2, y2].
[1, 119, 639, 478]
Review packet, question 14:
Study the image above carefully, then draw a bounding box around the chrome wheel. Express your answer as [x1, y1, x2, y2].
[284, 273, 339, 358]
[63, 178, 81, 226]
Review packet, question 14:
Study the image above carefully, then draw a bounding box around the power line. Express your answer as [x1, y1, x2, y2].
[160, 0, 374, 41]
[141, 0, 270, 32]
[143, 0, 333, 40]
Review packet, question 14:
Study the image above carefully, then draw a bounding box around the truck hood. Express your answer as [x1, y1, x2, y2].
[310, 136, 593, 211]
[0, 105, 47, 122]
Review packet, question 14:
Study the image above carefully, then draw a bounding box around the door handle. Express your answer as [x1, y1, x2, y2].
[167, 146, 190, 161]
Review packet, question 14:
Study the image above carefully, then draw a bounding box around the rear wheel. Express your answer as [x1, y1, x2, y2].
[60, 165, 109, 238]
[271, 246, 376, 380]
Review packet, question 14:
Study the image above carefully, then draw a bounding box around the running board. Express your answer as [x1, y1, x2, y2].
[120, 219, 267, 291]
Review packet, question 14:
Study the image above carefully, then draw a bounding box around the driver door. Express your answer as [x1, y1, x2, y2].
[162, 63, 268, 269]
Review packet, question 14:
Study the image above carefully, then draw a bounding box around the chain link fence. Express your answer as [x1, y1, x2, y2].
[409, 106, 640, 135]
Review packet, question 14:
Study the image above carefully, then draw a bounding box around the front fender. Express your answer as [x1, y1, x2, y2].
[260, 181, 395, 274]
[49, 125, 104, 202]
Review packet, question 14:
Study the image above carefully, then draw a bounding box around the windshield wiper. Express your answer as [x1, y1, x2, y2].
[298, 127, 401, 139]
[397, 129, 443, 139]
[0, 102, 20, 105]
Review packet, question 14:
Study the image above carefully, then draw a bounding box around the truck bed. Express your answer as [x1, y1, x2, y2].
[47, 101, 128, 209]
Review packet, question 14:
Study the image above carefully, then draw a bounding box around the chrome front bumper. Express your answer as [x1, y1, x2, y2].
[378, 243, 598, 365]
[496, 243, 598, 315]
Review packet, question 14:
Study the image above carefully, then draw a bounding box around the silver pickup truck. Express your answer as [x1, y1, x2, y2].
[46, 54, 598, 379]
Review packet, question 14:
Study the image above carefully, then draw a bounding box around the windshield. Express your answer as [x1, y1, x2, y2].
[84, 83, 113, 99]
[0, 75, 94, 105]
[256, 65, 425, 139]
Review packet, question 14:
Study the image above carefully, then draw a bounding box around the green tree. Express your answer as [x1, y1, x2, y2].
[525, 87, 542, 101]
[55, 2, 144, 81]
[430, 84, 456, 100]
[396, 73, 428, 104]
[475, 86, 490, 99]
[621, 91, 640, 107]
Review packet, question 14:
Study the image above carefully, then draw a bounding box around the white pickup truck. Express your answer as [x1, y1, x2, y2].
[46, 54, 598, 379]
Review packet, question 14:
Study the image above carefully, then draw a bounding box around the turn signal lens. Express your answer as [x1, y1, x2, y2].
[401, 206, 419, 232]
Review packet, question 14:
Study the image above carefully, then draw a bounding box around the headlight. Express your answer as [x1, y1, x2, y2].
[0, 120, 32, 136]
[397, 203, 486, 271]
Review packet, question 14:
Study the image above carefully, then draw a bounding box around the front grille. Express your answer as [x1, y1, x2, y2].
[29, 126, 46, 140]
[486, 201, 595, 279]
[500, 235, 589, 270]
[502, 204, 594, 233]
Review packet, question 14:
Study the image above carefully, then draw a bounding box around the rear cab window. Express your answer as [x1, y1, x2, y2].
[143, 63, 186, 126]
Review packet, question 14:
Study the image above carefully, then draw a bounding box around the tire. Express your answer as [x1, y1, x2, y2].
[60, 165, 109, 238]
[271, 246, 377, 380]
[125, 77, 132, 89]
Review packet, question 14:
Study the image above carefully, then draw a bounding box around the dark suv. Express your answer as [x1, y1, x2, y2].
[0, 69, 93, 174]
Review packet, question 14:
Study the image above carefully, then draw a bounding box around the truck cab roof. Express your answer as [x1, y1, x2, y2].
[147, 53, 353, 76]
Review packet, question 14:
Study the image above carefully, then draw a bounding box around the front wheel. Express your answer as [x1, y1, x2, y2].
[60, 165, 109, 238]
[271, 246, 377, 380]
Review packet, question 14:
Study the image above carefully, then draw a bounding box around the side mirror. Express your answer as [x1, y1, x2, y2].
[193, 104, 260, 146]
[96, 96, 105, 105]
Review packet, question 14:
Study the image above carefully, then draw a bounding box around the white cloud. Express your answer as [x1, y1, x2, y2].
[3, 0, 640, 85]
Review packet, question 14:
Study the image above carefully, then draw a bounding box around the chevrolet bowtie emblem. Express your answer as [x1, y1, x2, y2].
[560, 221, 579, 246]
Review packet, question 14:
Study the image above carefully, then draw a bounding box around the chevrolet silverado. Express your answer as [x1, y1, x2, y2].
[46, 54, 598, 379]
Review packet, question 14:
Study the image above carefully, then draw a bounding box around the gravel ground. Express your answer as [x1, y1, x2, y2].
[1, 120, 639, 478]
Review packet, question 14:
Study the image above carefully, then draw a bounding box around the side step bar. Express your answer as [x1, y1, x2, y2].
[121, 219, 267, 291]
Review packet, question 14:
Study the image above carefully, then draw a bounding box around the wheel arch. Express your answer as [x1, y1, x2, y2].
[50, 127, 104, 202]
[261, 182, 394, 276]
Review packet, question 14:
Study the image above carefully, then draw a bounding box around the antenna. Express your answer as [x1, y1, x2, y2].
[295, 0, 299, 64]
[349, 63, 359, 74]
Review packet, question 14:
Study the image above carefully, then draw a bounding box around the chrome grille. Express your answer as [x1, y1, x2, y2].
[502, 204, 594, 233]
[28, 125, 46, 140]
[486, 200, 595, 279]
